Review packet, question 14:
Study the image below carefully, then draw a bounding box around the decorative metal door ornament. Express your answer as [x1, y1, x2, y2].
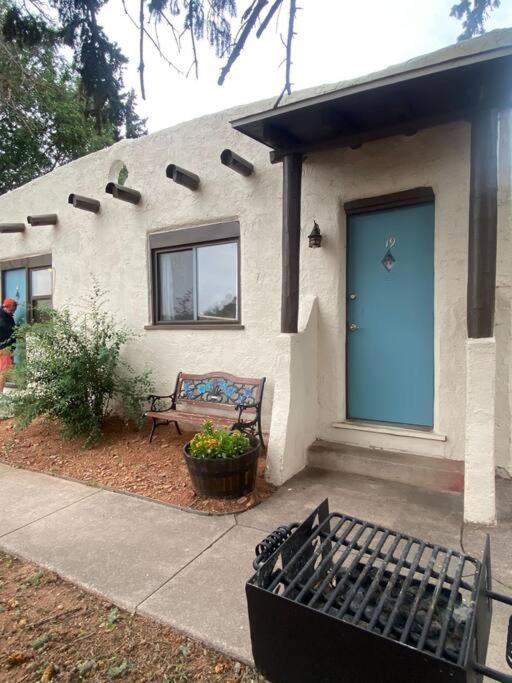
[382, 236, 397, 272]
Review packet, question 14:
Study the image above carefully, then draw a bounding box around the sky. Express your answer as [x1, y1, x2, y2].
[99, 0, 512, 134]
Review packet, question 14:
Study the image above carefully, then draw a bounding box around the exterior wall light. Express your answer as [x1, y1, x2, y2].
[308, 221, 322, 248]
[105, 182, 141, 205]
[68, 194, 101, 213]
[166, 164, 200, 191]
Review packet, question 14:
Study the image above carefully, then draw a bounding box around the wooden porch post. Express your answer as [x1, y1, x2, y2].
[281, 153, 303, 333]
[467, 109, 498, 337]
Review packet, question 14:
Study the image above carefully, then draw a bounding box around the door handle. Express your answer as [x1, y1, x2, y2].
[349, 323, 358, 331]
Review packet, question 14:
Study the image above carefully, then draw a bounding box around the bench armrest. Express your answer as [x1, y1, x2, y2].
[236, 401, 259, 412]
[235, 402, 260, 423]
[147, 393, 175, 411]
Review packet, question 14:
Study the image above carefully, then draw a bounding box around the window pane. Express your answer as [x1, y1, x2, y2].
[31, 268, 52, 297]
[197, 242, 237, 321]
[158, 250, 194, 321]
[32, 298, 52, 322]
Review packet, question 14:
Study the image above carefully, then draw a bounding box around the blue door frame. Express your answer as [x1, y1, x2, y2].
[346, 201, 435, 427]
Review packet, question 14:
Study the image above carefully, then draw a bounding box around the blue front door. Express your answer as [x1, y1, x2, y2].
[346, 202, 434, 427]
[3, 268, 27, 366]
[3, 268, 27, 324]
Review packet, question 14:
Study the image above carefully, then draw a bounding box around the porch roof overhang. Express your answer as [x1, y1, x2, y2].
[231, 30, 512, 156]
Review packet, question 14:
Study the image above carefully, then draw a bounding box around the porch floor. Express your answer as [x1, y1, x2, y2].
[0, 462, 510, 679]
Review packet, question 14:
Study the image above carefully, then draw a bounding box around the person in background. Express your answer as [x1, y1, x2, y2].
[0, 298, 17, 392]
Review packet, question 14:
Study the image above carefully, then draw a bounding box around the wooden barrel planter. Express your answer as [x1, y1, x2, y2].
[183, 437, 260, 498]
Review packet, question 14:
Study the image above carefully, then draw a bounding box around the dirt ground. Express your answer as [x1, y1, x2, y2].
[0, 552, 264, 682]
[0, 418, 275, 514]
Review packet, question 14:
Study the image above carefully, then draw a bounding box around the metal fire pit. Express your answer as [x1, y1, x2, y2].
[246, 499, 512, 683]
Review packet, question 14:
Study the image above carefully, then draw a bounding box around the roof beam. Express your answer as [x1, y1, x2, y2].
[0, 223, 25, 233]
[319, 106, 360, 135]
[27, 214, 58, 226]
[68, 194, 101, 213]
[262, 123, 301, 149]
[269, 106, 473, 162]
[105, 183, 141, 205]
[231, 43, 512, 133]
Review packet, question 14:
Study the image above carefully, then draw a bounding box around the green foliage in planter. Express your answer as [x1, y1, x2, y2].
[188, 420, 250, 459]
[6, 287, 152, 446]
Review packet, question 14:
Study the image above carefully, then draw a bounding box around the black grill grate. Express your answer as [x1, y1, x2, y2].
[262, 511, 480, 666]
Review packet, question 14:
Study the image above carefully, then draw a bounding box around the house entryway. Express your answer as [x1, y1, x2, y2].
[346, 198, 435, 427]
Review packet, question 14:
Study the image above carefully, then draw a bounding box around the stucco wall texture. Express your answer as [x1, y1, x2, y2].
[465, 338, 497, 524]
[0, 103, 511, 482]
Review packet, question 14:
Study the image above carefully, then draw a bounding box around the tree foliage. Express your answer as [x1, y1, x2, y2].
[0, 0, 146, 193]
[2, 0, 300, 119]
[451, 0, 501, 40]
[0, 33, 111, 192]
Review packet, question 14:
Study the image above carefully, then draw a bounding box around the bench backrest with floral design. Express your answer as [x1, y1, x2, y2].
[174, 371, 265, 413]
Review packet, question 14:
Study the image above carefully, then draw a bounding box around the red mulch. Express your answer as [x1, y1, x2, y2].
[0, 417, 275, 514]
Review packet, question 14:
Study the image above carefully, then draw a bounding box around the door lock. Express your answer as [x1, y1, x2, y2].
[349, 323, 358, 331]
[349, 293, 357, 300]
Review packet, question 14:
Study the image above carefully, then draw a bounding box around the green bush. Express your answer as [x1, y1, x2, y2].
[188, 420, 251, 459]
[6, 288, 153, 446]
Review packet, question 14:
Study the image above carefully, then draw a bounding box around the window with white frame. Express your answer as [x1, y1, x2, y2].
[150, 222, 240, 326]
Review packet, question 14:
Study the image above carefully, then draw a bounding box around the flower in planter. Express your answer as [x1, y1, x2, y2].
[188, 420, 250, 459]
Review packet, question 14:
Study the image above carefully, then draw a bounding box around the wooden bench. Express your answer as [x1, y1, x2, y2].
[145, 371, 266, 446]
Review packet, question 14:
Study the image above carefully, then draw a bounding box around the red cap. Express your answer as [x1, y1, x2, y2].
[3, 298, 17, 307]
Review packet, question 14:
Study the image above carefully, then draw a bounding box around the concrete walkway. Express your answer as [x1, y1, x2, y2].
[0, 462, 511, 677]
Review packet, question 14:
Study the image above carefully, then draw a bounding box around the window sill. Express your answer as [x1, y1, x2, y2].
[144, 324, 245, 331]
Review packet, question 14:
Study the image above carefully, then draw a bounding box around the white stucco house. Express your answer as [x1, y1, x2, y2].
[1, 29, 511, 525]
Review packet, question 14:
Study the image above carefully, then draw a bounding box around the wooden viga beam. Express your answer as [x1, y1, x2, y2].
[68, 194, 100, 213]
[220, 149, 254, 177]
[0, 223, 26, 233]
[27, 214, 58, 226]
[105, 182, 141, 205]
[166, 164, 200, 191]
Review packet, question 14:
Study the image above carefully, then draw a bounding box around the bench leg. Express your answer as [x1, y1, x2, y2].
[257, 413, 265, 448]
[173, 421, 182, 436]
[149, 418, 158, 443]
[149, 418, 157, 443]
[149, 418, 170, 443]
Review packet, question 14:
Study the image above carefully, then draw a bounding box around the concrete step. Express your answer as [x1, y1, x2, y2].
[307, 440, 464, 493]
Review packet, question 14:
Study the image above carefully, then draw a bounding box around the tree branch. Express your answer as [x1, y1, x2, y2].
[189, 10, 198, 78]
[256, 0, 283, 38]
[121, 0, 182, 75]
[139, 0, 146, 99]
[159, 11, 181, 52]
[273, 0, 296, 108]
[218, 0, 268, 86]
[26, 0, 54, 26]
